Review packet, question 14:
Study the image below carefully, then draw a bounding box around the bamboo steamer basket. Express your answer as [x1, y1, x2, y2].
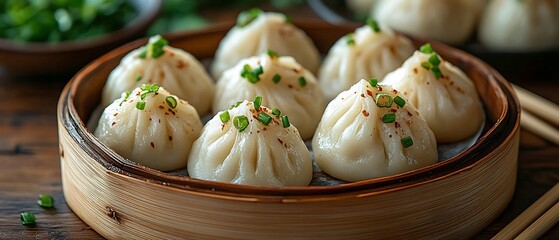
[57, 22, 520, 239]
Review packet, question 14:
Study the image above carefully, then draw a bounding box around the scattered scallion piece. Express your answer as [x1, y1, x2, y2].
[136, 101, 146, 110]
[150, 84, 160, 92]
[369, 78, 378, 87]
[281, 115, 290, 128]
[139, 35, 169, 59]
[20, 212, 36, 226]
[240, 64, 264, 83]
[140, 90, 150, 100]
[431, 66, 443, 79]
[366, 18, 381, 32]
[272, 108, 281, 117]
[419, 43, 434, 54]
[257, 112, 273, 126]
[233, 115, 249, 132]
[237, 8, 262, 28]
[428, 54, 441, 66]
[382, 113, 396, 123]
[267, 49, 279, 58]
[37, 194, 54, 208]
[375, 93, 393, 108]
[120, 91, 131, 106]
[401, 136, 414, 148]
[298, 76, 307, 87]
[220, 111, 230, 123]
[394, 96, 406, 107]
[229, 101, 243, 110]
[165, 96, 177, 109]
[253, 96, 262, 110]
[284, 14, 293, 24]
[421, 62, 431, 70]
[345, 34, 355, 46]
[272, 74, 282, 84]
[136, 75, 142, 82]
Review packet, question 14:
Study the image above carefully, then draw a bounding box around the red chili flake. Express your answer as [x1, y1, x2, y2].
[413, 68, 418, 74]
[168, 136, 173, 141]
[366, 90, 373, 97]
[278, 138, 284, 144]
[395, 122, 400, 128]
[288, 84, 293, 88]
[407, 111, 413, 117]
[362, 110, 369, 116]
[389, 45, 396, 54]
[392, 89, 398, 94]
[113, 113, 118, 117]
[378, 86, 383, 91]
[111, 121, 116, 126]
[360, 93, 365, 98]
[176, 60, 186, 69]
[150, 142, 155, 148]
[457, 87, 465, 94]
[390, 109, 397, 113]
[159, 105, 165, 110]
[159, 71, 165, 78]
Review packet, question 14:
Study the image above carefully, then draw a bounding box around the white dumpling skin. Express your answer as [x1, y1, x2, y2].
[372, 0, 486, 45]
[319, 23, 415, 100]
[95, 86, 203, 171]
[211, 12, 320, 79]
[479, 0, 559, 52]
[312, 80, 438, 182]
[101, 43, 215, 115]
[213, 53, 325, 140]
[188, 100, 313, 187]
[382, 50, 484, 143]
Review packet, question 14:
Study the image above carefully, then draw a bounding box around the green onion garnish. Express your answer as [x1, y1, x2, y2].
[431, 66, 442, 79]
[298, 76, 307, 87]
[420, 43, 434, 54]
[366, 18, 381, 32]
[241, 64, 264, 83]
[272, 108, 281, 117]
[382, 113, 396, 123]
[369, 78, 378, 87]
[233, 115, 249, 132]
[37, 194, 54, 208]
[21, 212, 36, 226]
[150, 84, 160, 92]
[220, 111, 230, 123]
[165, 96, 177, 109]
[272, 74, 281, 84]
[120, 91, 131, 106]
[237, 8, 262, 28]
[375, 93, 393, 108]
[138, 48, 147, 59]
[345, 34, 355, 46]
[284, 14, 293, 24]
[401, 136, 414, 148]
[428, 54, 441, 66]
[281, 115, 290, 128]
[136, 101, 146, 110]
[139, 35, 169, 59]
[140, 90, 150, 100]
[253, 96, 262, 110]
[257, 112, 273, 126]
[267, 49, 279, 58]
[421, 62, 431, 70]
[229, 101, 243, 110]
[140, 83, 150, 91]
[394, 96, 406, 107]
[136, 75, 142, 82]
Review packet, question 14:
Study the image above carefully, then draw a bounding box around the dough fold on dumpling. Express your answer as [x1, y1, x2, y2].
[319, 22, 414, 100]
[382, 45, 484, 143]
[211, 10, 320, 79]
[213, 52, 325, 140]
[95, 85, 203, 171]
[372, 0, 485, 45]
[312, 80, 438, 182]
[188, 100, 313, 187]
[101, 35, 215, 115]
[479, 0, 559, 52]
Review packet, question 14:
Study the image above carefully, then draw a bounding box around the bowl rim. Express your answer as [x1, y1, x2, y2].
[59, 21, 520, 198]
[0, 0, 162, 54]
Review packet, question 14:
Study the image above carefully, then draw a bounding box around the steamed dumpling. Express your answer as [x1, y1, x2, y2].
[211, 9, 320, 79]
[372, 0, 486, 45]
[95, 84, 203, 171]
[318, 21, 415, 100]
[479, 0, 559, 52]
[382, 44, 484, 143]
[188, 99, 313, 187]
[312, 79, 438, 182]
[101, 35, 215, 115]
[213, 52, 325, 140]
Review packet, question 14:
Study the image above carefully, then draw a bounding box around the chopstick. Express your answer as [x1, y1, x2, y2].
[513, 84, 559, 145]
[493, 183, 559, 240]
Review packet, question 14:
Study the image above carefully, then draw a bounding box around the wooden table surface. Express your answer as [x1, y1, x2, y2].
[1, 5, 559, 240]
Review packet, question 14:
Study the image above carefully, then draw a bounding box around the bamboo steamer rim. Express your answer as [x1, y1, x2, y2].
[58, 21, 520, 200]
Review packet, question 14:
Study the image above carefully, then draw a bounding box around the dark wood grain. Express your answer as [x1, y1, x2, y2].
[1, 5, 559, 240]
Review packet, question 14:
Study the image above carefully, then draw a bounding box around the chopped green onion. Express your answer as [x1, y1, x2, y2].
[428, 54, 441, 66]
[37, 194, 55, 208]
[366, 18, 381, 32]
[284, 14, 293, 24]
[298, 76, 307, 87]
[272, 108, 281, 117]
[253, 96, 262, 110]
[394, 96, 406, 107]
[150, 84, 160, 92]
[220, 111, 230, 123]
[382, 113, 396, 123]
[136, 101, 146, 110]
[237, 8, 262, 28]
[281, 115, 290, 128]
[257, 112, 273, 125]
[345, 34, 355, 46]
[140, 83, 150, 91]
[20, 212, 36, 226]
[138, 47, 147, 59]
[420, 43, 434, 54]
[136, 75, 142, 82]
[233, 115, 249, 132]
[401, 136, 414, 148]
[369, 78, 378, 87]
[139, 35, 169, 59]
[272, 74, 281, 83]
[421, 62, 431, 70]
[375, 93, 393, 108]
[140, 90, 150, 100]
[431, 66, 443, 79]
[120, 91, 131, 106]
[267, 49, 279, 58]
[241, 64, 264, 83]
[165, 96, 177, 109]
[229, 101, 243, 110]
